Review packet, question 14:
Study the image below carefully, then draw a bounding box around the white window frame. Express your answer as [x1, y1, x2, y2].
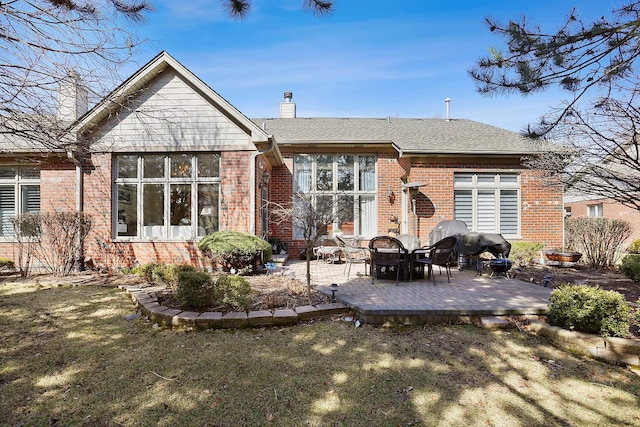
[587, 203, 603, 218]
[293, 154, 377, 238]
[113, 154, 220, 241]
[0, 165, 40, 239]
[454, 172, 520, 238]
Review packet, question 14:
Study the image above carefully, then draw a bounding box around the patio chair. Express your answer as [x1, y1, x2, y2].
[335, 235, 370, 279]
[412, 235, 458, 285]
[369, 235, 410, 286]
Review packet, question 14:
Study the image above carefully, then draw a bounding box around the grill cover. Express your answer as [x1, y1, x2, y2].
[458, 232, 511, 258]
[429, 220, 470, 245]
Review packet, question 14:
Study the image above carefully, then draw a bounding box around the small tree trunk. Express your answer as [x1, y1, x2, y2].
[305, 245, 313, 304]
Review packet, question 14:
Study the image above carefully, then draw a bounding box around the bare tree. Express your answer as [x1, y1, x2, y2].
[471, 2, 640, 210]
[270, 192, 350, 302]
[0, 0, 152, 153]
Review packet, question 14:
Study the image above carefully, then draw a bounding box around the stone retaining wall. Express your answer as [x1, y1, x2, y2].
[528, 320, 640, 368]
[120, 285, 350, 329]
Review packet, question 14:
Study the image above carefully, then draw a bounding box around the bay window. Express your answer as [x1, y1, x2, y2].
[0, 166, 40, 237]
[115, 153, 220, 240]
[293, 154, 377, 237]
[454, 173, 519, 236]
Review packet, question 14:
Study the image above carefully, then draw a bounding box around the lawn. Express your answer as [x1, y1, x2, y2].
[2, 282, 640, 426]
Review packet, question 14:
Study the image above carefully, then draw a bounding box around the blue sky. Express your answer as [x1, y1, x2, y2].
[130, 0, 608, 133]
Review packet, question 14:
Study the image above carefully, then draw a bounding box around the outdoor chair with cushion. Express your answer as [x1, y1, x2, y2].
[369, 235, 410, 286]
[412, 235, 458, 285]
[335, 235, 370, 279]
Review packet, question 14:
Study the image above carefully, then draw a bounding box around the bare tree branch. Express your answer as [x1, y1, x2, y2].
[0, 0, 151, 155]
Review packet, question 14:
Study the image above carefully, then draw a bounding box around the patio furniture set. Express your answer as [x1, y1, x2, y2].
[312, 220, 514, 285]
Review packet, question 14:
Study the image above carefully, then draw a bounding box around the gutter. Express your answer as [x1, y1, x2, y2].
[249, 136, 275, 236]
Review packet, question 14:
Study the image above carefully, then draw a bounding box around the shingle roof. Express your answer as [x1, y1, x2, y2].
[252, 117, 550, 156]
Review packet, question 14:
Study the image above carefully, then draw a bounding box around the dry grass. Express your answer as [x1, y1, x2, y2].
[2, 282, 640, 426]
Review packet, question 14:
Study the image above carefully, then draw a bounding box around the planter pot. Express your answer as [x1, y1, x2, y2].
[545, 250, 582, 263]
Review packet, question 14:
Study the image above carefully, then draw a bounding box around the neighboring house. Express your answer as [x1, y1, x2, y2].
[564, 194, 640, 245]
[0, 51, 564, 268]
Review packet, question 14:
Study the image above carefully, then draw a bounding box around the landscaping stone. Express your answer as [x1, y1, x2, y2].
[197, 312, 222, 329]
[295, 305, 319, 320]
[528, 320, 640, 368]
[315, 302, 349, 316]
[480, 316, 512, 330]
[154, 308, 182, 326]
[134, 296, 156, 307]
[222, 311, 248, 328]
[606, 336, 640, 356]
[141, 300, 159, 310]
[248, 310, 274, 327]
[172, 311, 199, 327]
[145, 305, 171, 322]
[273, 309, 298, 325]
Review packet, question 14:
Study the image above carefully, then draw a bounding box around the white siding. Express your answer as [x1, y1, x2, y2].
[90, 70, 254, 152]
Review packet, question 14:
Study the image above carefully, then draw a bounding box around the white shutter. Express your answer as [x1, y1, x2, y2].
[499, 190, 518, 234]
[477, 190, 496, 232]
[22, 185, 40, 213]
[454, 190, 473, 228]
[0, 186, 15, 236]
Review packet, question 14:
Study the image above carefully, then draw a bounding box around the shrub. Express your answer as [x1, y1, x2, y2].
[627, 239, 640, 254]
[215, 274, 253, 311]
[619, 255, 640, 281]
[162, 264, 197, 289]
[564, 217, 631, 268]
[133, 263, 163, 284]
[175, 270, 215, 310]
[133, 263, 198, 288]
[509, 242, 544, 266]
[199, 230, 272, 273]
[548, 284, 631, 337]
[0, 257, 15, 271]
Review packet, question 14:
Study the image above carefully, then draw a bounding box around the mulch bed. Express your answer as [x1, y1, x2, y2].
[514, 263, 640, 302]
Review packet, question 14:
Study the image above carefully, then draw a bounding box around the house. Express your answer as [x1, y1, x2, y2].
[564, 194, 640, 245]
[0, 51, 564, 269]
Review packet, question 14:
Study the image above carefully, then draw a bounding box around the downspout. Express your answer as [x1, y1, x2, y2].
[67, 150, 84, 270]
[249, 136, 275, 236]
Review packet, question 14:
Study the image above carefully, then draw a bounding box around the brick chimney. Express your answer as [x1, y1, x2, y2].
[279, 91, 296, 118]
[57, 71, 88, 123]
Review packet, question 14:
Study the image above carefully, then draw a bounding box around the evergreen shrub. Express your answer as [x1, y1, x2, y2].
[627, 239, 640, 254]
[216, 274, 253, 311]
[175, 270, 215, 310]
[199, 230, 272, 273]
[548, 284, 630, 337]
[0, 257, 15, 270]
[509, 242, 544, 266]
[619, 255, 640, 281]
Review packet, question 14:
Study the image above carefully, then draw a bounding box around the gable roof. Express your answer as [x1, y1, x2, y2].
[253, 117, 553, 157]
[72, 51, 271, 147]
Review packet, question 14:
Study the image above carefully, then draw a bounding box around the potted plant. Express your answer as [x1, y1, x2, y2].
[268, 237, 288, 254]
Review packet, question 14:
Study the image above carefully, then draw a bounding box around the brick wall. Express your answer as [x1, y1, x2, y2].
[565, 198, 640, 244]
[41, 159, 77, 212]
[270, 152, 564, 254]
[407, 159, 563, 249]
[79, 151, 253, 268]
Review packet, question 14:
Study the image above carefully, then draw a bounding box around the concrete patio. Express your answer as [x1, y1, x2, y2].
[280, 258, 553, 325]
